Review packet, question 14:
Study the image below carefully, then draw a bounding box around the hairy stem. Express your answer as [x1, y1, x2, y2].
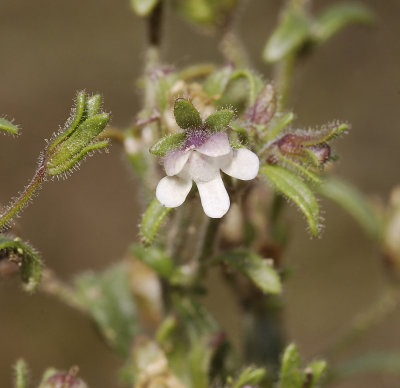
[0, 163, 46, 230]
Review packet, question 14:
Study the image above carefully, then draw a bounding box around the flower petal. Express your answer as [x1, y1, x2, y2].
[186, 152, 220, 182]
[196, 132, 231, 157]
[196, 175, 230, 218]
[221, 148, 259, 180]
[156, 176, 192, 208]
[164, 149, 190, 176]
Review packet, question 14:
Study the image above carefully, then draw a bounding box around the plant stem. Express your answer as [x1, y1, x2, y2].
[275, 53, 296, 111]
[199, 218, 222, 263]
[0, 163, 46, 230]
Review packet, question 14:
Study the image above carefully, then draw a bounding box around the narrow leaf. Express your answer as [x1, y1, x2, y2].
[313, 2, 374, 43]
[84, 94, 102, 118]
[204, 109, 235, 132]
[317, 176, 383, 240]
[263, 9, 311, 63]
[130, 244, 175, 278]
[265, 112, 295, 141]
[204, 66, 233, 97]
[140, 198, 172, 246]
[0, 117, 19, 135]
[213, 249, 281, 294]
[174, 98, 202, 129]
[130, 0, 160, 17]
[279, 344, 305, 388]
[150, 133, 186, 156]
[261, 165, 321, 235]
[74, 263, 138, 357]
[0, 236, 42, 292]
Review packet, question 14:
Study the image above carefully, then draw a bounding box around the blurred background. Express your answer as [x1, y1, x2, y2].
[1, 0, 400, 386]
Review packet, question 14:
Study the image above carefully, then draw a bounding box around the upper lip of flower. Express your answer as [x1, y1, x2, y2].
[156, 131, 260, 218]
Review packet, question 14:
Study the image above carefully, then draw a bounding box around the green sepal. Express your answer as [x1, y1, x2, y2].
[261, 165, 321, 236]
[174, 98, 202, 129]
[74, 262, 138, 358]
[130, 244, 175, 278]
[130, 0, 160, 17]
[213, 249, 281, 294]
[49, 91, 86, 152]
[277, 153, 322, 185]
[265, 112, 295, 141]
[204, 109, 235, 132]
[0, 117, 19, 135]
[46, 113, 110, 174]
[84, 94, 102, 118]
[13, 359, 28, 388]
[279, 344, 305, 388]
[313, 2, 374, 43]
[150, 132, 186, 156]
[140, 198, 172, 246]
[263, 8, 311, 63]
[317, 176, 383, 240]
[231, 366, 267, 388]
[0, 235, 42, 292]
[300, 123, 349, 146]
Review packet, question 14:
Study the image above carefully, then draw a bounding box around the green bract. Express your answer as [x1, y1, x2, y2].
[174, 98, 202, 129]
[45, 92, 110, 176]
[0, 117, 19, 135]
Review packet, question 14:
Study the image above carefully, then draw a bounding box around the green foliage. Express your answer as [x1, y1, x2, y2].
[174, 98, 202, 129]
[0, 117, 19, 135]
[74, 263, 138, 357]
[130, 0, 160, 17]
[261, 165, 321, 236]
[140, 198, 172, 246]
[313, 2, 374, 43]
[150, 133, 186, 156]
[318, 176, 383, 240]
[213, 249, 281, 294]
[307, 360, 327, 388]
[0, 236, 42, 292]
[204, 109, 235, 132]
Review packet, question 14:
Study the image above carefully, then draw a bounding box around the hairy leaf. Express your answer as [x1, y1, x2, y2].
[74, 263, 138, 357]
[261, 165, 320, 235]
[0, 235, 42, 292]
[0, 117, 19, 135]
[14, 359, 28, 388]
[232, 366, 267, 388]
[174, 98, 202, 129]
[140, 198, 172, 246]
[213, 249, 281, 294]
[150, 133, 186, 156]
[204, 109, 235, 132]
[279, 344, 305, 388]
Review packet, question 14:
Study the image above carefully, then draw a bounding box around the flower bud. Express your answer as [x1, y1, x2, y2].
[41, 367, 88, 388]
[244, 83, 276, 125]
[45, 92, 110, 177]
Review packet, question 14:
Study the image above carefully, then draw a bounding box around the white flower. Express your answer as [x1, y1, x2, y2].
[156, 131, 259, 218]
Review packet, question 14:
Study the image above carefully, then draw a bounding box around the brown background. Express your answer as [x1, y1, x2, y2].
[1, 0, 400, 387]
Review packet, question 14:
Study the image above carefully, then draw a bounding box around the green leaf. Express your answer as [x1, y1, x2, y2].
[174, 98, 202, 129]
[300, 123, 349, 146]
[130, 244, 175, 278]
[306, 360, 327, 388]
[0, 236, 42, 292]
[84, 94, 102, 118]
[261, 165, 321, 235]
[150, 133, 186, 156]
[74, 263, 138, 357]
[317, 176, 383, 240]
[265, 111, 295, 141]
[231, 366, 267, 388]
[333, 352, 400, 379]
[0, 117, 19, 135]
[130, 0, 160, 17]
[263, 8, 311, 63]
[313, 2, 374, 43]
[213, 249, 281, 294]
[14, 359, 28, 388]
[204, 109, 235, 132]
[279, 344, 305, 388]
[140, 198, 172, 246]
